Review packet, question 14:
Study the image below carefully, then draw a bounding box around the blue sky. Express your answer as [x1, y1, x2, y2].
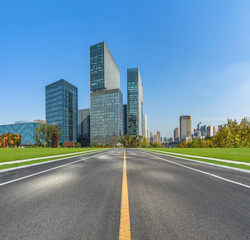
[1, 0, 250, 137]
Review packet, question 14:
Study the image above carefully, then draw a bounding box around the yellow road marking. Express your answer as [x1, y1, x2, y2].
[119, 150, 131, 240]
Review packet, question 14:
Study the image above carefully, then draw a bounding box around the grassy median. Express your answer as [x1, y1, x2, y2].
[143, 148, 250, 171]
[0, 148, 106, 163]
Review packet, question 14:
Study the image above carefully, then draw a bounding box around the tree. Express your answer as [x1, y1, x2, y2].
[34, 123, 62, 147]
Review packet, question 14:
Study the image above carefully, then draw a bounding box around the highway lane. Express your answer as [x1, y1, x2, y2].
[0, 149, 123, 240]
[128, 149, 250, 240]
[0, 148, 250, 240]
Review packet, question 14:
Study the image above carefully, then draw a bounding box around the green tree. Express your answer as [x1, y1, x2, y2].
[34, 123, 62, 147]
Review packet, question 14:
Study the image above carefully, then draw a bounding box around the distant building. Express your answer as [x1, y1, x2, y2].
[154, 131, 161, 142]
[174, 127, 180, 142]
[123, 104, 127, 135]
[200, 125, 207, 136]
[0, 122, 42, 146]
[90, 42, 123, 145]
[143, 114, 147, 138]
[180, 116, 192, 142]
[213, 126, 218, 136]
[78, 108, 90, 146]
[150, 132, 154, 142]
[33, 120, 46, 124]
[163, 137, 167, 143]
[218, 124, 223, 130]
[127, 68, 143, 136]
[207, 125, 214, 137]
[197, 122, 202, 132]
[46, 79, 78, 147]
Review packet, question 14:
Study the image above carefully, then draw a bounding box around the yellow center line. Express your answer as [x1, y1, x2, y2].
[119, 150, 131, 240]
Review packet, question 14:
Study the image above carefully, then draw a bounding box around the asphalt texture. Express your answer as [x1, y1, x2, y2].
[0, 148, 250, 240]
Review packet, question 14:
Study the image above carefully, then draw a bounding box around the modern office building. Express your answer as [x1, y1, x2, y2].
[180, 115, 192, 142]
[46, 79, 78, 147]
[174, 127, 180, 142]
[90, 89, 123, 144]
[154, 131, 161, 142]
[78, 108, 90, 146]
[127, 68, 143, 136]
[143, 114, 147, 138]
[123, 104, 127, 136]
[90, 42, 123, 145]
[0, 122, 42, 146]
[90, 42, 120, 91]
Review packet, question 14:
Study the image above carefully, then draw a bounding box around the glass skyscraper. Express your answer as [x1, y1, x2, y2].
[127, 68, 143, 136]
[90, 42, 123, 144]
[46, 79, 78, 146]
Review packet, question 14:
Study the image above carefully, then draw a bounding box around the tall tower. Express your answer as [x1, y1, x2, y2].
[90, 42, 123, 144]
[127, 68, 143, 136]
[46, 79, 78, 146]
[180, 115, 192, 142]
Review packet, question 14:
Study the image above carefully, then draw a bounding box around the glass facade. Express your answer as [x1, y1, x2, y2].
[90, 89, 123, 144]
[90, 42, 120, 91]
[0, 122, 42, 146]
[127, 68, 143, 136]
[78, 108, 90, 146]
[123, 104, 127, 135]
[46, 79, 78, 144]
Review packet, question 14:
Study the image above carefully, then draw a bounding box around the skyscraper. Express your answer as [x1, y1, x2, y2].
[143, 114, 147, 138]
[90, 42, 123, 144]
[207, 125, 214, 137]
[127, 68, 143, 136]
[78, 108, 90, 146]
[180, 115, 192, 142]
[174, 127, 180, 142]
[46, 79, 78, 146]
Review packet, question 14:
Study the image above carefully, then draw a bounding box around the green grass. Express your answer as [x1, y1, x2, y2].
[0, 148, 106, 163]
[143, 148, 250, 171]
[145, 148, 250, 163]
[0, 150, 105, 170]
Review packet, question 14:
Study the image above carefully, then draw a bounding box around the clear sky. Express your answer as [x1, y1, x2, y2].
[1, 0, 250, 137]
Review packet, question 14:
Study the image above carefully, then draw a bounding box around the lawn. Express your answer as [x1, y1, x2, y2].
[145, 148, 250, 163]
[0, 148, 105, 163]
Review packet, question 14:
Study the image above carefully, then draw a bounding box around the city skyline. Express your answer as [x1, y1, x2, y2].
[1, 0, 250, 137]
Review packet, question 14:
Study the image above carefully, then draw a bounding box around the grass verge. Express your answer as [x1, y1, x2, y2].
[0, 149, 106, 171]
[143, 149, 250, 171]
[0, 148, 106, 163]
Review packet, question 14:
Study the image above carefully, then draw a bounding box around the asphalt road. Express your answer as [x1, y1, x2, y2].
[0, 149, 250, 240]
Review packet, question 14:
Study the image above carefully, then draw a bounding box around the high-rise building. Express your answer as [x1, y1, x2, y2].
[90, 42, 120, 91]
[207, 125, 214, 137]
[46, 79, 78, 147]
[143, 114, 147, 138]
[180, 116, 192, 142]
[200, 125, 207, 136]
[174, 127, 180, 142]
[150, 131, 154, 142]
[123, 104, 127, 135]
[213, 126, 218, 136]
[127, 68, 143, 136]
[90, 42, 123, 145]
[78, 108, 90, 146]
[154, 131, 161, 142]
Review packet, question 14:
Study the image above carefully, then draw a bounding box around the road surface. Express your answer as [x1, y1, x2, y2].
[0, 149, 250, 240]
